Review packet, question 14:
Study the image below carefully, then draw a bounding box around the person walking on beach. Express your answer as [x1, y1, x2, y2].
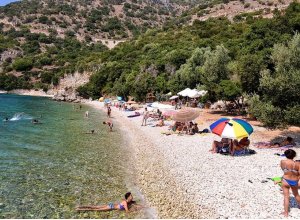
[85, 111, 89, 118]
[279, 149, 300, 217]
[141, 107, 149, 126]
[76, 192, 135, 212]
[107, 106, 111, 118]
[103, 121, 113, 132]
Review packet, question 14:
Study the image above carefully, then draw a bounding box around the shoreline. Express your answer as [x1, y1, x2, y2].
[4, 94, 300, 218]
[86, 100, 300, 218]
[2, 89, 54, 98]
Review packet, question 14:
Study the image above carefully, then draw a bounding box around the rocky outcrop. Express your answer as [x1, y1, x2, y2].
[0, 49, 22, 64]
[52, 71, 91, 102]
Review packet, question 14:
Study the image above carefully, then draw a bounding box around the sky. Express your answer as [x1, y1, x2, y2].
[0, 0, 20, 6]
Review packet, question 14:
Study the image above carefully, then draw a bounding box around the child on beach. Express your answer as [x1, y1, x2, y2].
[76, 192, 135, 212]
[279, 149, 300, 217]
[103, 121, 113, 132]
[107, 106, 111, 118]
[141, 107, 149, 126]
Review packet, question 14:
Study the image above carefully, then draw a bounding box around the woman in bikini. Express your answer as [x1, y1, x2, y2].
[210, 138, 230, 153]
[76, 192, 134, 212]
[280, 149, 300, 217]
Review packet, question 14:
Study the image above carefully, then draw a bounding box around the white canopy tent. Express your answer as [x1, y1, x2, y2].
[169, 95, 179, 100]
[188, 89, 208, 98]
[151, 102, 174, 110]
[177, 88, 192, 97]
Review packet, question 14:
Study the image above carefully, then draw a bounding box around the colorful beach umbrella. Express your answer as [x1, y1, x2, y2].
[172, 108, 200, 123]
[210, 118, 253, 139]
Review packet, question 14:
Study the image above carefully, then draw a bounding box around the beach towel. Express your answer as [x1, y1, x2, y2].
[270, 177, 282, 186]
[127, 112, 140, 118]
[233, 149, 256, 156]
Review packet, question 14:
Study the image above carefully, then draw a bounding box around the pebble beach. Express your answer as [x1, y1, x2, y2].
[88, 100, 300, 219]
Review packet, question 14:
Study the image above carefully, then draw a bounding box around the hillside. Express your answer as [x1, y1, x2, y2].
[0, 0, 294, 43]
[0, 0, 191, 42]
[77, 2, 300, 127]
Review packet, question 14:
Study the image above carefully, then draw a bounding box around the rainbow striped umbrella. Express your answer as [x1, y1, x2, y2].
[210, 118, 253, 139]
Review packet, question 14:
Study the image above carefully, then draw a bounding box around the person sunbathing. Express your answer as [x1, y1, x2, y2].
[230, 137, 250, 156]
[156, 117, 165, 127]
[76, 192, 135, 212]
[210, 138, 230, 153]
[256, 136, 295, 149]
[192, 123, 199, 134]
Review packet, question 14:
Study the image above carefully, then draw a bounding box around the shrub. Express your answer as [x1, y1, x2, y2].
[284, 105, 300, 126]
[12, 58, 33, 71]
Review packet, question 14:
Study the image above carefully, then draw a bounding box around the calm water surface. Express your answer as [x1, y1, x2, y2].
[0, 94, 139, 218]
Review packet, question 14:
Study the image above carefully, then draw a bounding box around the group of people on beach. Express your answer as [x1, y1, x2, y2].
[210, 137, 251, 156]
[170, 121, 201, 135]
[82, 101, 300, 217]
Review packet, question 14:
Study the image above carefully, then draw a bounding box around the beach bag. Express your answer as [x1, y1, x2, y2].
[248, 149, 256, 154]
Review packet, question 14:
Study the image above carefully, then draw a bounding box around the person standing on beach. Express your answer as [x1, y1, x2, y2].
[279, 149, 300, 217]
[107, 106, 111, 118]
[103, 121, 113, 132]
[85, 111, 89, 118]
[141, 107, 149, 126]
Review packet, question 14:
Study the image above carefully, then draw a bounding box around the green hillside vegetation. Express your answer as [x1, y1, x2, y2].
[0, 0, 187, 40]
[0, 26, 107, 90]
[77, 2, 300, 128]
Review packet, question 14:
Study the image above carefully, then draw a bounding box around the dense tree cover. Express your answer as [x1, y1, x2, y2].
[78, 2, 300, 128]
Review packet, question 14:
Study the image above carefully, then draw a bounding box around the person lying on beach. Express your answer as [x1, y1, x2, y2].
[103, 121, 113, 132]
[230, 137, 250, 156]
[279, 149, 300, 217]
[76, 192, 138, 212]
[156, 117, 165, 127]
[210, 138, 230, 153]
[256, 137, 295, 149]
[192, 123, 199, 134]
[187, 122, 194, 134]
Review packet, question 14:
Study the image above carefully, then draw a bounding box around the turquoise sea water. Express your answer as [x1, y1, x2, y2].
[0, 94, 137, 218]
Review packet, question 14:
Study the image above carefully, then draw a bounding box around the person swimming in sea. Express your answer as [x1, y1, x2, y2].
[76, 192, 136, 212]
[32, 119, 41, 124]
[3, 117, 9, 122]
